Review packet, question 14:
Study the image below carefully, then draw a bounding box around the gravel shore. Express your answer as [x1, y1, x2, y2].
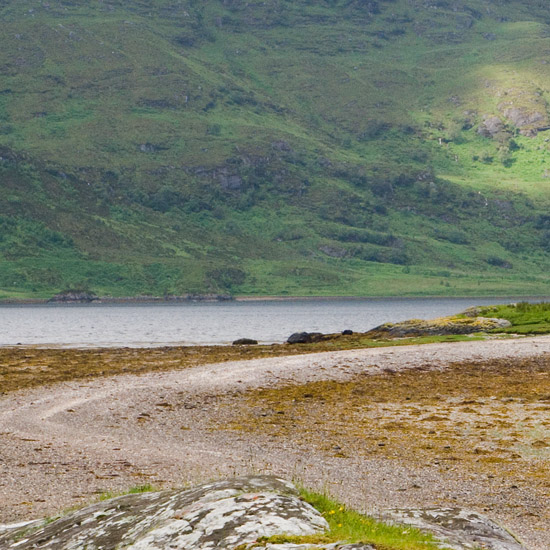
[0, 336, 549, 549]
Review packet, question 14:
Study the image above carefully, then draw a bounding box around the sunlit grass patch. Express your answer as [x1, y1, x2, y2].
[478, 301, 550, 334]
[252, 489, 444, 550]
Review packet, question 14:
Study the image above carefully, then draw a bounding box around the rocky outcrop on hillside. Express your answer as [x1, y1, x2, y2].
[366, 316, 511, 338]
[477, 115, 505, 138]
[497, 89, 550, 137]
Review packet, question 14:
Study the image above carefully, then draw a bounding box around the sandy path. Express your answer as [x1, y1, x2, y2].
[1, 336, 549, 548]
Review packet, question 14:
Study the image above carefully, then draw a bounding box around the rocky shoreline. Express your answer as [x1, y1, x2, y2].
[1, 294, 547, 306]
[0, 293, 234, 305]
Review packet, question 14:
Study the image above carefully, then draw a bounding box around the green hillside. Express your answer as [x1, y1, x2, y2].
[2, 0, 550, 298]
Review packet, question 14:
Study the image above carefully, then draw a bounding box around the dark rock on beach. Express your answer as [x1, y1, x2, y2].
[232, 338, 259, 345]
[287, 331, 325, 344]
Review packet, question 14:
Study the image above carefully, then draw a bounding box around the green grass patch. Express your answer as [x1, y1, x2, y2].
[478, 301, 550, 334]
[253, 488, 444, 550]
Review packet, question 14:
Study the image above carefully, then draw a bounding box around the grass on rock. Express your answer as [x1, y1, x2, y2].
[284, 488, 443, 550]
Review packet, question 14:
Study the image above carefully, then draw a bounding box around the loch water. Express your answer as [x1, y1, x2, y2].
[0, 296, 547, 348]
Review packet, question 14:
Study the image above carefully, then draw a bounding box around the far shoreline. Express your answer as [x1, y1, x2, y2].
[1, 294, 549, 306]
[232, 294, 550, 302]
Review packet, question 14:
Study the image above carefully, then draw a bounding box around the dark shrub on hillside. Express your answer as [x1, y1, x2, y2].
[434, 228, 470, 245]
[487, 256, 512, 269]
[207, 268, 246, 290]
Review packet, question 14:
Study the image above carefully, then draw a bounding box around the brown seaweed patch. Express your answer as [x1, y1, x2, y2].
[213, 356, 550, 508]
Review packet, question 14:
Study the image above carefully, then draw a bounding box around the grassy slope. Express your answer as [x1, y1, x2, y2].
[1, 0, 550, 298]
[477, 300, 550, 333]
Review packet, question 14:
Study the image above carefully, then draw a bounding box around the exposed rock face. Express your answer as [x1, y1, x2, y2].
[366, 316, 511, 338]
[380, 508, 525, 550]
[501, 107, 545, 129]
[287, 332, 324, 344]
[218, 168, 243, 191]
[496, 89, 550, 136]
[0, 476, 328, 550]
[477, 116, 504, 138]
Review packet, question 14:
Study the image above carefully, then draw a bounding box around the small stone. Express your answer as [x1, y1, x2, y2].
[232, 338, 259, 346]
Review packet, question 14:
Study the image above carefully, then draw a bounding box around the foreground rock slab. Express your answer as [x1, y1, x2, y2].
[380, 508, 525, 550]
[0, 477, 529, 550]
[0, 476, 327, 550]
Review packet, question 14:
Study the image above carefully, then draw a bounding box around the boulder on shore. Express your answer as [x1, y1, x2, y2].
[287, 332, 324, 344]
[232, 338, 259, 346]
[379, 508, 525, 550]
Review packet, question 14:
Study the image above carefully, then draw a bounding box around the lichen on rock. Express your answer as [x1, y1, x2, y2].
[0, 476, 328, 550]
[0, 477, 529, 550]
[379, 508, 525, 550]
[366, 316, 511, 338]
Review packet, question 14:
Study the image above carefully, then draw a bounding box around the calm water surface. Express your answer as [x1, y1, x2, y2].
[0, 297, 546, 348]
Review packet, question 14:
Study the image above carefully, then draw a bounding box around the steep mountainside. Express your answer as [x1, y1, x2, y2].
[2, 0, 550, 298]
